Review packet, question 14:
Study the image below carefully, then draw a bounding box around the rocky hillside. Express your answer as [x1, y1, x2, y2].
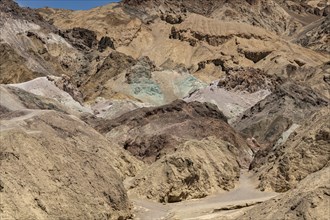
[83, 99, 254, 202]
[250, 107, 330, 192]
[239, 166, 330, 220]
[293, 14, 330, 53]
[0, 0, 329, 219]
[0, 85, 143, 219]
[233, 82, 328, 147]
[87, 100, 252, 165]
[128, 137, 243, 202]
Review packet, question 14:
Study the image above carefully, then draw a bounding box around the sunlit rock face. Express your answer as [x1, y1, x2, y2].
[1, 0, 329, 219]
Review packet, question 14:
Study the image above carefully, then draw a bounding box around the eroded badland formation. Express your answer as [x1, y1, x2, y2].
[0, 0, 329, 219]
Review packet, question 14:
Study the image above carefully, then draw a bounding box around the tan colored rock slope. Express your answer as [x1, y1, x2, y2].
[127, 137, 242, 203]
[1, 111, 131, 219]
[36, 0, 329, 77]
[0, 85, 143, 219]
[239, 166, 330, 220]
[250, 107, 330, 192]
[233, 82, 328, 147]
[1, 0, 330, 218]
[83, 100, 254, 203]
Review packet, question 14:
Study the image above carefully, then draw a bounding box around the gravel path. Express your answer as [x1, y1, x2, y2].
[131, 170, 278, 220]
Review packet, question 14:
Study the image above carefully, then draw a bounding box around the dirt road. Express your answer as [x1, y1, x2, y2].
[131, 170, 278, 220]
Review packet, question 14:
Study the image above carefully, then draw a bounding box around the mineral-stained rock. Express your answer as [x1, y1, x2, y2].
[125, 56, 155, 84]
[95, 51, 136, 79]
[87, 99, 252, 167]
[1, 0, 329, 218]
[82, 51, 137, 100]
